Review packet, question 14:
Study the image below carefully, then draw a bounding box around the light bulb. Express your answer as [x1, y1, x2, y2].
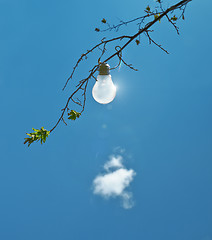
[92, 63, 116, 104]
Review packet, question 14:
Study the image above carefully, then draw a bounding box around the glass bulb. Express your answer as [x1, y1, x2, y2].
[92, 74, 116, 104]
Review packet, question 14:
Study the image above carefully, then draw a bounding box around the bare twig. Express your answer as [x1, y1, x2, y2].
[145, 30, 169, 54]
[62, 35, 131, 91]
[101, 12, 161, 32]
[62, 117, 67, 126]
[165, 14, 180, 34]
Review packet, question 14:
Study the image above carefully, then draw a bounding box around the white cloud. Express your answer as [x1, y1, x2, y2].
[103, 155, 123, 171]
[93, 154, 136, 209]
[121, 192, 134, 209]
[93, 168, 135, 197]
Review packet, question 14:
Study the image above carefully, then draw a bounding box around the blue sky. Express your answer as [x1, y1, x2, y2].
[0, 0, 212, 239]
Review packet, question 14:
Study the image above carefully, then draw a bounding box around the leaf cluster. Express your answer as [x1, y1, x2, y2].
[24, 127, 50, 147]
[68, 110, 81, 120]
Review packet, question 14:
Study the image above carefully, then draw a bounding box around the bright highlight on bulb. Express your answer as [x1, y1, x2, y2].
[92, 75, 116, 104]
[92, 63, 116, 104]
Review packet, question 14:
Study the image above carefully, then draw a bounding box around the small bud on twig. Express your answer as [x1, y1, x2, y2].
[136, 40, 140, 45]
[101, 18, 107, 24]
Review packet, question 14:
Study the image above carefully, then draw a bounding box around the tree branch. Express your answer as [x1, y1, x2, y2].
[49, 0, 192, 134]
[25, 0, 193, 145]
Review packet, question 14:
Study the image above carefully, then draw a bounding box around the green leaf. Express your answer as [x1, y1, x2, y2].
[68, 110, 81, 120]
